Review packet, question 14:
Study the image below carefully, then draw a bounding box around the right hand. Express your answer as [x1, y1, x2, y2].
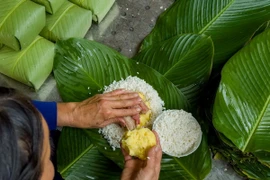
[57, 89, 148, 128]
[121, 131, 162, 180]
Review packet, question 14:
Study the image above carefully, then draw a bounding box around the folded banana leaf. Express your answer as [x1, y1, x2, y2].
[69, 0, 115, 23]
[141, 0, 270, 69]
[40, 1, 92, 42]
[31, 0, 65, 14]
[0, 36, 54, 90]
[0, 0, 45, 51]
[53, 38, 212, 179]
[213, 29, 270, 152]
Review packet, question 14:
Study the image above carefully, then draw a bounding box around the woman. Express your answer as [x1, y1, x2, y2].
[0, 87, 162, 180]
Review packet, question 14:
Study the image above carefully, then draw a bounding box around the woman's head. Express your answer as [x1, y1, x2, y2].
[0, 87, 54, 180]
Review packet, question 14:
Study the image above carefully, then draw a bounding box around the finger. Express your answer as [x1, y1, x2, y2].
[104, 93, 140, 101]
[153, 131, 161, 147]
[144, 131, 162, 168]
[109, 98, 142, 109]
[104, 89, 135, 97]
[109, 108, 142, 118]
[152, 131, 162, 172]
[139, 101, 149, 113]
[104, 89, 126, 96]
[131, 114, 140, 125]
[144, 146, 158, 169]
[117, 117, 126, 127]
[120, 144, 133, 162]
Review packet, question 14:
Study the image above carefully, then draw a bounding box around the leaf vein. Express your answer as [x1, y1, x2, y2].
[198, 0, 234, 34]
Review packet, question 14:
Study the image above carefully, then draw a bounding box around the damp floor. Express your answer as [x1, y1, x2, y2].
[0, 0, 244, 179]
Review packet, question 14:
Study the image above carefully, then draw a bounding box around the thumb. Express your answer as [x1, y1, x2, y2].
[120, 143, 133, 162]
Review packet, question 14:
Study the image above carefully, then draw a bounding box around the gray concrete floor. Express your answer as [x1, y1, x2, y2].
[0, 0, 244, 179]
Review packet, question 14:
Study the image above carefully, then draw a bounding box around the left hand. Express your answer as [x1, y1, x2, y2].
[121, 131, 162, 180]
[57, 89, 148, 128]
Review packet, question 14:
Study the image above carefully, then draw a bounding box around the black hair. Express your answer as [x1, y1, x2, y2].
[0, 87, 44, 180]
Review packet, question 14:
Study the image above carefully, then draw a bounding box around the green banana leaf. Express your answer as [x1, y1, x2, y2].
[53, 38, 189, 109]
[213, 29, 270, 152]
[69, 0, 115, 23]
[53, 38, 212, 179]
[141, 0, 270, 69]
[0, 36, 54, 90]
[134, 33, 213, 106]
[57, 128, 122, 179]
[0, 0, 45, 51]
[211, 144, 270, 179]
[31, 0, 65, 14]
[253, 21, 270, 38]
[40, 1, 92, 42]
[253, 151, 270, 167]
[0, 44, 2, 49]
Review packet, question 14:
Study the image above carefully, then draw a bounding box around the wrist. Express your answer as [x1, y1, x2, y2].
[57, 102, 78, 127]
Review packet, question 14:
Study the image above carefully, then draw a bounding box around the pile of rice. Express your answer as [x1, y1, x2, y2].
[100, 76, 164, 149]
[153, 110, 202, 157]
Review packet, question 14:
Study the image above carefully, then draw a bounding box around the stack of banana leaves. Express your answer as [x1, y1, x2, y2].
[0, 0, 114, 90]
[53, 0, 270, 179]
[69, 0, 115, 23]
[0, 0, 53, 90]
[40, 1, 92, 42]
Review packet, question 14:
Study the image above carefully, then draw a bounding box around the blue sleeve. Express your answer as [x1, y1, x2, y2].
[32, 101, 57, 130]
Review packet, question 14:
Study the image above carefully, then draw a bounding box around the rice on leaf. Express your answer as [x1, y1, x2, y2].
[0, 0, 45, 51]
[40, 1, 92, 42]
[0, 36, 54, 90]
[31, 0, 65, 14]
[101, 76, 164, 149]
[69, 0, 115, 23]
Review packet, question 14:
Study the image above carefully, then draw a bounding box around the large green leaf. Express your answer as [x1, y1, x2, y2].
[134, 34, 213, 106]
[31, 0, 65, 14]
[57, 128, 121, 179]
[40, 1, 92, 42]
[141, 0, 270, 68]
[213, 29, 270, 152]
[69, 0, 115, 23]
[0, 36, 54, 90]
[53, 38, 189, 110]
[54, 38, 211, 179]
[0, 0, 45, 51]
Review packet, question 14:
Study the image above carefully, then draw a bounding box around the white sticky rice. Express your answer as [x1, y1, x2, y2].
[100, 76, 164, 149]
[153, 109, 202, 157]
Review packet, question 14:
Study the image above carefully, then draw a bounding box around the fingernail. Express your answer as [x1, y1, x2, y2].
[137, 97, 142, 101]
[136, 107, 141, 112]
